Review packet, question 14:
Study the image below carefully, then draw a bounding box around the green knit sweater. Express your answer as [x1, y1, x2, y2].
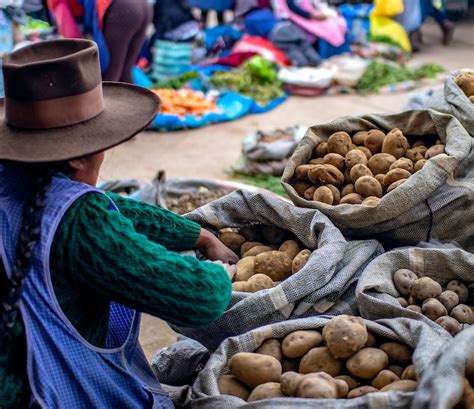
[0, 192, 232, 408]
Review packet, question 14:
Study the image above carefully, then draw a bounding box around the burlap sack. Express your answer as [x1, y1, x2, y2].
[282, 110, 474, 251]
[412, 325, 474, 409]
[425, 69, 474, 136]
[171, 190, 383, 350]
[356, 245, 474, 337]
[188, 316, 450, 408]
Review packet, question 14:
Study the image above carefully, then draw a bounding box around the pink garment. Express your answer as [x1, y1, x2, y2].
[273, 0, 347, 47]
[51, 1, 82, 38]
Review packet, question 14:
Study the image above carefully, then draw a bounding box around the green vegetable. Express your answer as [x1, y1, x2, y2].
[228, 172, 287, 197]
[152, 71, 199, 90]
[243, 56, 278, 82]
[356, 61, 444, 93]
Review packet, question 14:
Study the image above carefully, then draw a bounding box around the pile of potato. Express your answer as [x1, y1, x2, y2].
[219, 315, 417, 402]
[291, 128, 445, 206]
[217, 226, 311, 293]
[455, 71, 474, 103]
[393, 269, 473, 336]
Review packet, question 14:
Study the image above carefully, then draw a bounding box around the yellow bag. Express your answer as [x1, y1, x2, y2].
[370, 14, 412, 53]
[373, 0, 404, 17]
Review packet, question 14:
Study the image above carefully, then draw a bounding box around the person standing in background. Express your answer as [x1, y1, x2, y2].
[420, 0, 455, 45]
[191, 0, 234, 26]
[47, 0, 151, 83]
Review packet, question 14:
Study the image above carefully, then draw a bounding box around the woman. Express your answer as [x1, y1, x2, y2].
[47, 0, 150, 83]
[0, 39, 236, 408]
[190, 0, 234, 26]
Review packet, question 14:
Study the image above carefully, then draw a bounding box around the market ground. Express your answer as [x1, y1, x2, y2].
[100, 19, 474, 362]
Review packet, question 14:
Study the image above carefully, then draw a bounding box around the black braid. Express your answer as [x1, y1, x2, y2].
[0, 166, 56, 332]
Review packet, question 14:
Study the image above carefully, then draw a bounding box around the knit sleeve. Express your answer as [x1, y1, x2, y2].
[106, 192, 202, 251]
[53, 193, 232, 328]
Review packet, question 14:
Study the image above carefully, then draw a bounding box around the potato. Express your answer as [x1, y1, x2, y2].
[422, 298, 448, 321]
[446, 280, 469, 303]
[438, 290, 460, 312]
[240, 242, 262, 257]
[356, 146, 373, 160]
[299, 347, 343, 377]
[365, 332, 377, 348]
[406, 146, 428, 163]
[372, 369, 400, 389]
[414, 159, 427, 172]
[309, 158, 325, 165]
[409, 277, 442, 301]
[314, 142, 328, 158]
[323, 153, 346, 172]
[293, 181, 312, 197]
[282, 330, 322, 359]
[282, 358, 300, 373]
[308, 164, 344, 186]
[379, 342, 412, 365]
[368, 153, 397, 175]
[389, 365, 405, 378]
[407, 305, 422, 313]
[218, 375, 250, 400]
[401, 365, 417, 381]
[351, 131, 366, 145]
[397, 297, 408, 308]
[297, 373, 349, 399]
[325, 184, 341, 205]
[387, 178, 408, 193]
[254, 251, 293, 282]
[232, 281, 251, 292]
[470, 95, 474, 103]
[380, 380, 417, 392]
[345, 150, 368, 169]
[347, 386, 378, 399]
[341, 184, 355, 197]
[374, 174, 386, 190]
[292, 249, 311, 274]
[340, 193, 364, 205]
[384, 168, 412, 189]
[412, 140, 426, 148]
[350, 164, 373, 183]
[327, 131, 352, 156]
[390, 157, 414, 174]
[279, 240, 301, 260]
[234, 257, 256, 282]
[280, 371, 302, 396]
[248, 382, 284, 401]
[364, 129, 386, 153]
[256, 339, 283, 362]
[229, 352, 282, 388]
[362, 196, 380, 207]
[311, 186, 333, 205]
[295, 164, 314, 180]
[425, 144, 445, 159]
[346, 347, 389, 379]
[247, 274, 275, 292]
[243, 245, 273, 258]
[304, 186, 317, 201]
[261, 226, 287, 244]
[393, 269, 418, 297]
[456, 71, 474, 96]
[435, 316, 462, 336]
[451, 304, 474, 324]
[322, 315, 368, 359]
[335, 375, 359, 390]
[381, 128, 409, 159]
[218, 230, 246, 253]
[355, 176, 383, 198]
[343, 168, 351, 185]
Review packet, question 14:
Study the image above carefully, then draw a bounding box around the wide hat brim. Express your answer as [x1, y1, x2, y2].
[0, 82, 160, 163]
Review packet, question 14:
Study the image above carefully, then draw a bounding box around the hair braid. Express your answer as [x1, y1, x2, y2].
[0, 166, 56, 331]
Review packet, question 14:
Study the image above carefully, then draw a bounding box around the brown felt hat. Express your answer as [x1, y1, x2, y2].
[0, 39, 161, 163]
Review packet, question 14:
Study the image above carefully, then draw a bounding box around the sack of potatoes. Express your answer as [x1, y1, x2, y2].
[357, 245, 474, 338]
[413, 325, 474, 409]
[172, 190, 382, 351]
[189, 315, 447, 408]
[281, 111, 474, 251]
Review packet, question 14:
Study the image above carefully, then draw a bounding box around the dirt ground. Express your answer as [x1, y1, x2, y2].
[99, 20, 474, 361]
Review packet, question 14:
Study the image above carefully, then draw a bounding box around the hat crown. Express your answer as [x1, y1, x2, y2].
[3, 39, 101, 102]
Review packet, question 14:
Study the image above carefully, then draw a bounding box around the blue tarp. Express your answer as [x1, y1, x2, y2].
[149, 92, 287, 132]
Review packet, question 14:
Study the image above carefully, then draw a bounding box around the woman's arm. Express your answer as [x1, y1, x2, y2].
[52, 193, 233, 327]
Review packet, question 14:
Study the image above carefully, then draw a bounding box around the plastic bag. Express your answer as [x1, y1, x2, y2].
[372, 0, 404, 17]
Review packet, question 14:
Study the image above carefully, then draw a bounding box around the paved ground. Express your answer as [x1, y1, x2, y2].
[100, 19, 474, 361]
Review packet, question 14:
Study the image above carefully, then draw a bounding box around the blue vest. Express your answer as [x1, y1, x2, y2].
[0, 165, 174, 408]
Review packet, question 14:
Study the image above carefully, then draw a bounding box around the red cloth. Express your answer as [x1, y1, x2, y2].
[48, 0, 112, 28]
[211, 52, 257, 67]
[232, 35, 290, 66]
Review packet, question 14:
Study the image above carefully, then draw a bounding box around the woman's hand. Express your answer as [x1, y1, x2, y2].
[196, 228, 239, 264]
[311, 11, 327, 20]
